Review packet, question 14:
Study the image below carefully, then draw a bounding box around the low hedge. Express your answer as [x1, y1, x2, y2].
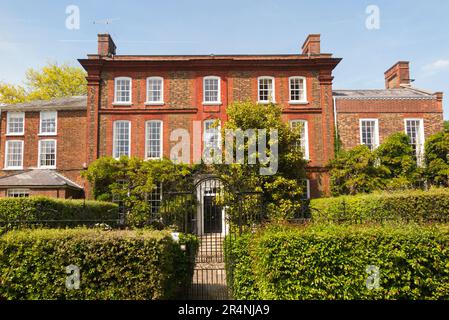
[226, 224, 449, 299]
[0, 228, 198, 300]
[0, 197, 119, 230]
[310, 188, 449, 223]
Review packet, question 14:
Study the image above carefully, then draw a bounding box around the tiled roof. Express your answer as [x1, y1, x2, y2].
[0, 170, 83, 189]
[1, 96, 87, 111]
[333, 87, 436, 99]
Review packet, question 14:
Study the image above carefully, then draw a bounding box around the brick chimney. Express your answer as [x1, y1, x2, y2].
[98, 34, 116, 57]
[301, 34, 321, 55]
[384, 61, 411, 89]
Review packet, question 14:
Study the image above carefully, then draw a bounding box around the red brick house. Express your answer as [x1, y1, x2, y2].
[0, 34, 444, 200]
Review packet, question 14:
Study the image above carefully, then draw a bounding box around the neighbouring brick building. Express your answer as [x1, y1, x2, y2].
[0, 34, 444, 201]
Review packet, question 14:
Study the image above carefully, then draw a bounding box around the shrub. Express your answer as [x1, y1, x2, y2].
[0, 197, 119, 230]
[310, 188, 449, 223]
[0, 228, 198, 300]
[227, 224, 449, 300]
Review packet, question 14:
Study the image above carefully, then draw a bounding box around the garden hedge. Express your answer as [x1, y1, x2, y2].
[0, 228, 198, 300]
[226, 224, 449, 299]
[0, 197, 119, 230]
[310, 188, 449, 223]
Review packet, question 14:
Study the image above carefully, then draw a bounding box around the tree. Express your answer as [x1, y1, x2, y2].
[212, 101, 308, 219]
[0, 62, 87, 104]
[425, 131, 449, 187]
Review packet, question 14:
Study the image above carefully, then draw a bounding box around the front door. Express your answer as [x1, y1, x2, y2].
[203, 195, 222, 233]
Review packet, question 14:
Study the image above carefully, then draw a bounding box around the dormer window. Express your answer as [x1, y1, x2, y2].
[114, 77, 132, 105]
[258, 76, 275, 103]
[203, 76, 221, 105]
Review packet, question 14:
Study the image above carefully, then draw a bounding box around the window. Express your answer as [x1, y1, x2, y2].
[203, 119, 221, 161]
[146, 77, 164, 104]
[40, 111, 57, 135]
[405, 119, 425, 165]
[300, 179, 311, 200]
[289, 77, 307, 103]
[6, 112, 24, 135]
[38, 140, 57, 168]
[203, 76, 221, 104]
[113, 121, 131, 158]
[359, 119, 379, 151]
[146, 183, 162, 217]
[146, 121, 163, 159]
[290, 120, 309, 160]
[5, 140, 23, 169]
[114, 77, 132, 104]
[7, 189, 30, 198]
[258, 76, 275, 103]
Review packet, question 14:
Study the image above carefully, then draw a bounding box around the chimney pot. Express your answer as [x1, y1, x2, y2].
[98, 34, 116, 57]
[301, 34, 321, 55]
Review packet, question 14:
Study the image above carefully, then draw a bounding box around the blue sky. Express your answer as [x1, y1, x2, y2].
[1, 0, 448, 117]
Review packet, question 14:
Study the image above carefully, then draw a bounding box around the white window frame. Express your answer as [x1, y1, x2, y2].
[203, 119, 222, 160]
[113, 77, 132, 105]
[4, 140, 24, 170]
[257, 76, 276, 104]
[290, 120, 310, 160]
[6, 112, 25, 136]
[145, 120, 163, 160]
[359, 119, 380, 150]
[289, 76, 308, 104]
[39, 111, 58, 136]
[203, 76, 221, 105]
[404, 118, 425, 166]
[7, 189, 30, 198]
[145, 76, 164, 105]
[38, 139, 57, 169]
[113, 120, 131, 159]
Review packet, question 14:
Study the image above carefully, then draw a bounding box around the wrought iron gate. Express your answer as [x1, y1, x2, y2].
[161, 177, 264, 300]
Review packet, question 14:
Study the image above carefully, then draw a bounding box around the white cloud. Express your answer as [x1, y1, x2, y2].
[422, 59, 449, 74]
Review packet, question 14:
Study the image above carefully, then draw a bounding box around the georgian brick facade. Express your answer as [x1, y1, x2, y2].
[0, 34, 444, 199]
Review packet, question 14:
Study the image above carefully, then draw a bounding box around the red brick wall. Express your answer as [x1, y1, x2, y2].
[0, 110, 87, 187]
[336, 98, 444, 151]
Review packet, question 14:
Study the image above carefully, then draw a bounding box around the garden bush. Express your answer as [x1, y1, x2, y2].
[0, 197, 119, 230]
[0, 228, 198, 300]
[310, 188, 449, 223]
[226, 224, 449, 299]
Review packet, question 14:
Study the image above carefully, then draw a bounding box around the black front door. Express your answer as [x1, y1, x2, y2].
[203, 195, 222, 233]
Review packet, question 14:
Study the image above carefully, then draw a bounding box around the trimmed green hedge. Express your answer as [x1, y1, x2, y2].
[0, 228, 198, 300]
[310, 188, 449, 223]
[0, 197, 119, 229]
[226, 224, 449, 299]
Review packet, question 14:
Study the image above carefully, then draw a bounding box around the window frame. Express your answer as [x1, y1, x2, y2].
[203, 76, 222, 105]
[145, 120, 163, 160]
[39, 111, 58, 136]
[203, 119, 222, 161]
[4, 140, 24, 170]
[113, 77, 132, 105]
[404, 118, 425, 166]
[257, 76, 276, 104]
[7, 188, 30, 198]
[38, 139, 57, 169]
[289, 76, 308, 104]
[145, 76, 164, 105]
[290, 120, 310, 160]
[300, 179, 311, 200]
[112, 120, 131, 159]
[6, 112, 25, 136]
[359, 118, 380, 151]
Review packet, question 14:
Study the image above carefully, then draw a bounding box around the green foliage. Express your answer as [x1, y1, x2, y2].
[227, 223, 449, 300]
[0, 197, 118, 230]
[329, 133, 420, 195]
[425, 131, 449, 187]
[0, 62, 87, 104]
[213, 102, 308, 219]
[82, 156, 197, 227]
[310, 188, 449, 223]
[0, 228, 198, 300]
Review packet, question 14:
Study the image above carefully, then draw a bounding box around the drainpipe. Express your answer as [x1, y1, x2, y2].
[333, 96, 339, 155]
